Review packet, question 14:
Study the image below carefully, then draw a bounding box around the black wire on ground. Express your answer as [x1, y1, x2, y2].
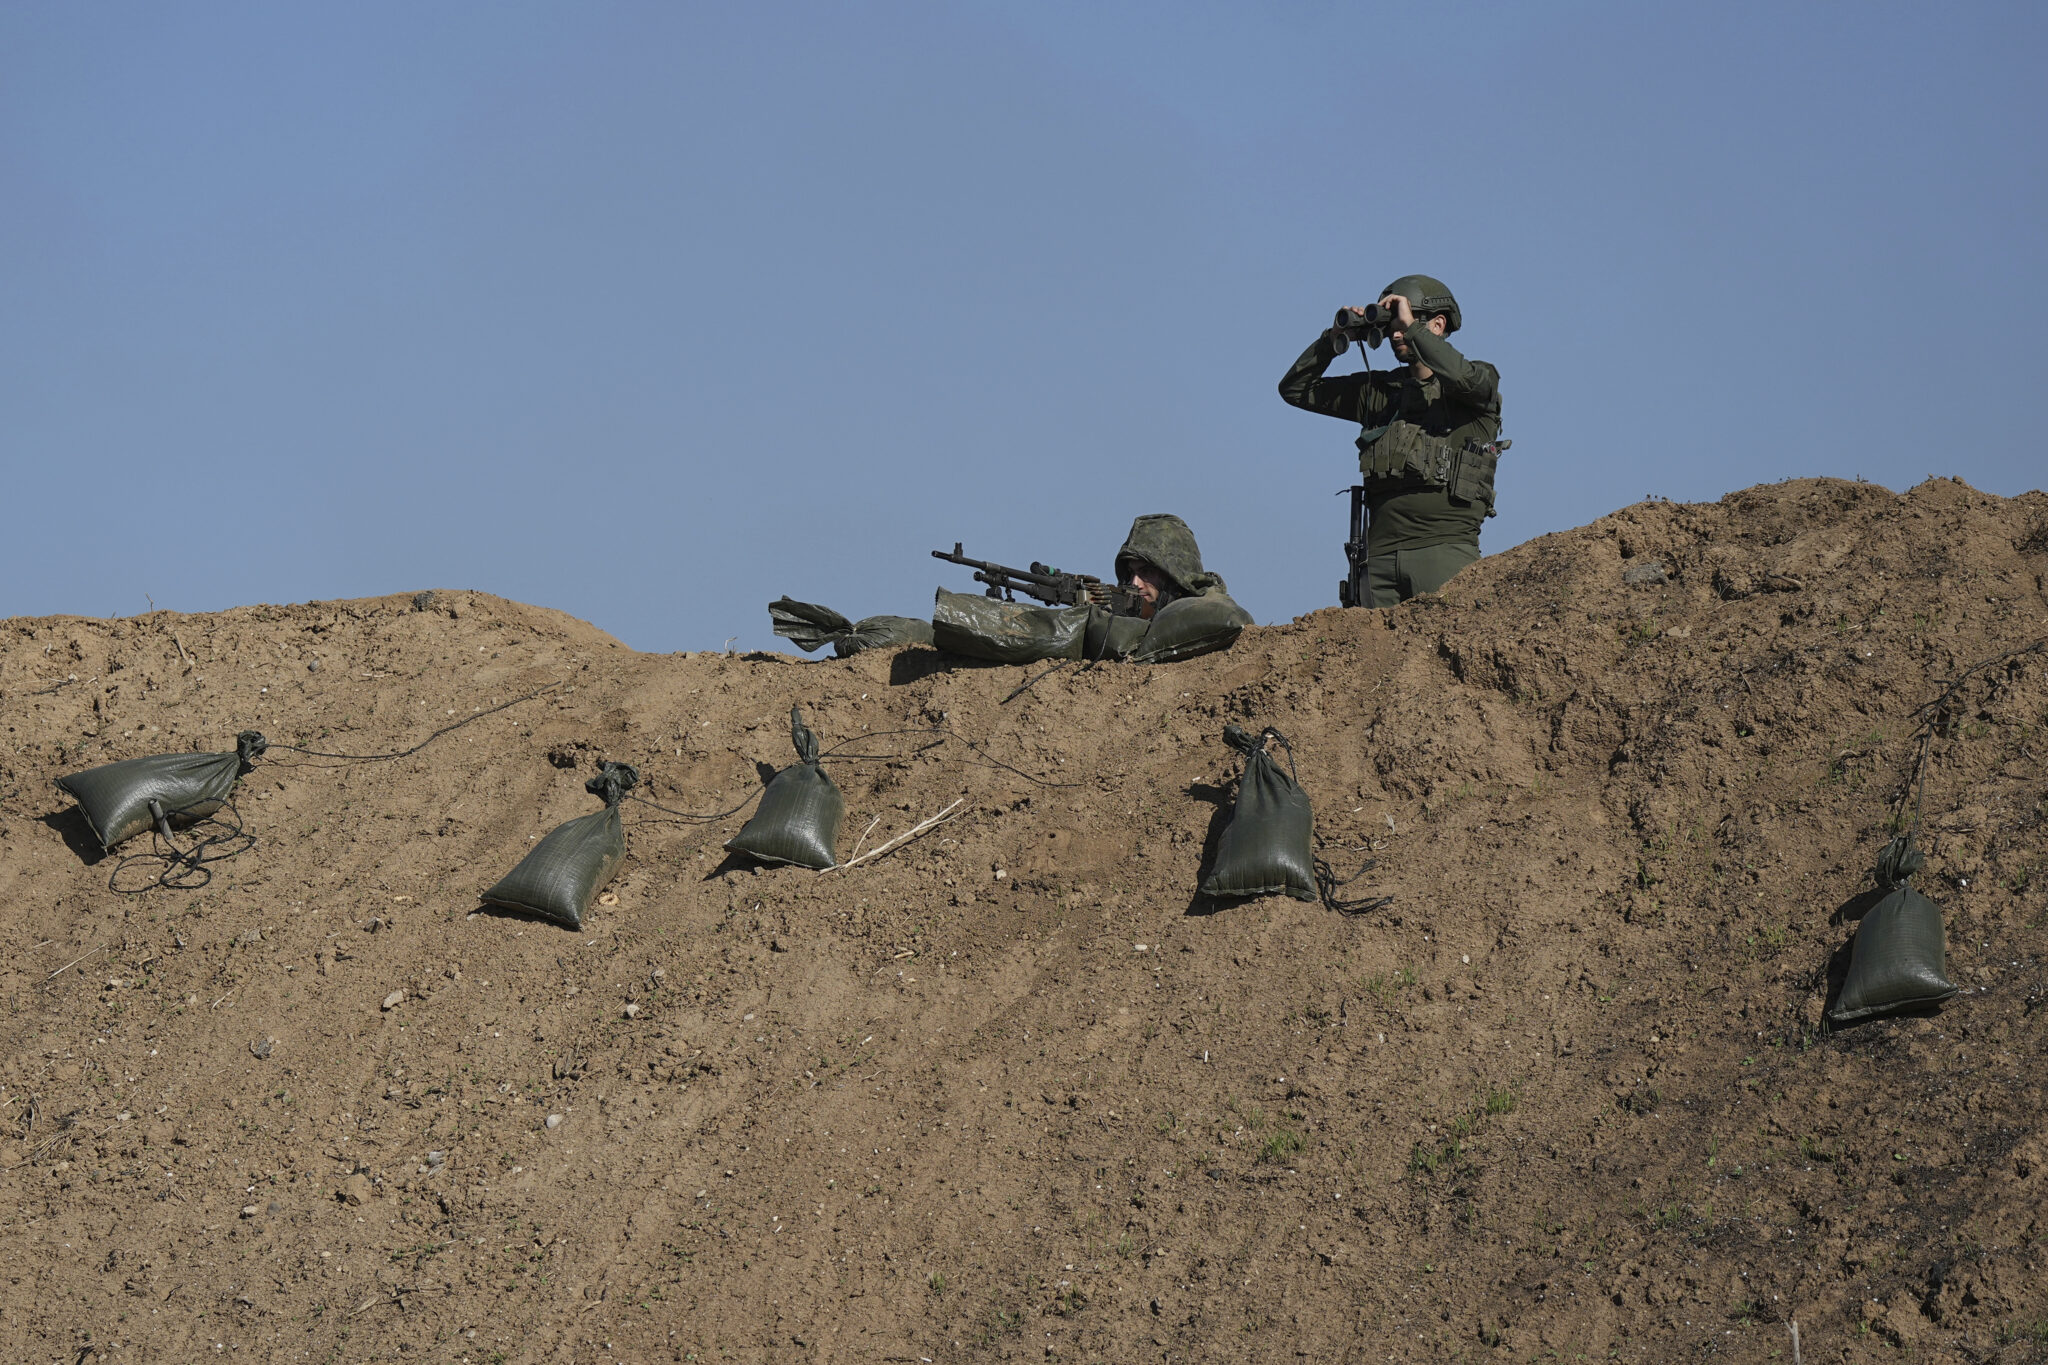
[956, 736, 1083, 789]
[1005, 600, 1132, 704]
[108, 797, 256, 894]
[258, 682, 562, 766]
[814, 721, 1080, 789]
[818, 729, 953, 761]
[1003, 658, 1073, 704]
[1314, 850, 1392, 917]
[1861, 632, 2048, 906]
[1886, 633, 2048, 849]
[625, 787, 764, 825]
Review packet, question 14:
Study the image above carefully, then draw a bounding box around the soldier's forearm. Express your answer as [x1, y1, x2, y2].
[1402, 329, 1494, 402]
[1277, 333, 1342, 410]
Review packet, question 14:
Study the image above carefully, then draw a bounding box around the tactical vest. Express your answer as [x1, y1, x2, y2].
[1358, 419, 1507, 511]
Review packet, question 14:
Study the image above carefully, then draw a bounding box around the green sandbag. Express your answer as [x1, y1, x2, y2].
[1079, 589, 1254, 664]
[1831, 839, 1958, 1023]
[1201, 725, 1317, 901]
[725, 707, 844, 869]
[480, 762, 636, 931]
[1083, 610, 1152, 660]
[56, 731, 268, 852]
[931, 588, 1088, 664]
[769, 598, 934, 658]
[1131, 590, 1254, 663]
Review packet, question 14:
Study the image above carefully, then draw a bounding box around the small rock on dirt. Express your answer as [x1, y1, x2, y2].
[381, 990, 406, 1011]
[1622, 562, 1670, 586]
[250, 1037, 276, 1059]
[545, 1114, 563, 1130]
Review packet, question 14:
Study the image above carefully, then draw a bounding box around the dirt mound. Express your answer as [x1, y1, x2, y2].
[4, 478, 2046, 1364]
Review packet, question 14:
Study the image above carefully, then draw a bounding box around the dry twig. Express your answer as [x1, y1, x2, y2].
[831, 799, 965, 871]
[45, 946, 102, 981]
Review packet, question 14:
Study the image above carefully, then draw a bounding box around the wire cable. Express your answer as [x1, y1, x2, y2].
[107, 796, 256, 894]
[258, 682, 562, 766]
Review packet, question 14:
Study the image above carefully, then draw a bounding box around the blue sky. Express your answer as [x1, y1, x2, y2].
[5, 2, 2043, 651]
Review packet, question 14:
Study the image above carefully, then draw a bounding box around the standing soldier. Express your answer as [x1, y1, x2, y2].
[1279, 275, 1505, 607]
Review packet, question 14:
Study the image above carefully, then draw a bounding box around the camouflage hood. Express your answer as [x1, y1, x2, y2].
[1114, 514, 1226, 598]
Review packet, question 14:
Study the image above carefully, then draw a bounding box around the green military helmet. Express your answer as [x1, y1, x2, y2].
[1379, 275, 1461, 334]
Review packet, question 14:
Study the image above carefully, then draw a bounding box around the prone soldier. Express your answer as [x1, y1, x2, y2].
[770, 514, 1252, 665]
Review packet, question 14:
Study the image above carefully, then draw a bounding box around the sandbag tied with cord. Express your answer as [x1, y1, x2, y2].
[724, 706, 845, 870]
[480, 762, 637, 931]
[1200, 725, 1317, 903]
[1830, 835, 1960, 1025]
[769, 598, 933, 658]
[57, 730, 268, 853]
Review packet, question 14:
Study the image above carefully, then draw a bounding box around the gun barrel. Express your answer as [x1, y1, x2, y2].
[932, 547, 1066, 591]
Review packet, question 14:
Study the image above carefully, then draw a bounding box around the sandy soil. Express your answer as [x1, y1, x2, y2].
[4, 476, 2046, 1365]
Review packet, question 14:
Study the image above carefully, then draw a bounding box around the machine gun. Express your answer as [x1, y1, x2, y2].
[932, 544, 1140, 616]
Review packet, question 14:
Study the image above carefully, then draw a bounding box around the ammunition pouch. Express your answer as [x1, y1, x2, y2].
[1359, 420, 1506, 514]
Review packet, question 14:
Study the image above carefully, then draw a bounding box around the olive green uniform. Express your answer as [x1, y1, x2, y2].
[1279, 325, 1502, 606]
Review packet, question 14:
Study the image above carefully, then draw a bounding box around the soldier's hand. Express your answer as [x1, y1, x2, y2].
[1378, 293, 1415, 328]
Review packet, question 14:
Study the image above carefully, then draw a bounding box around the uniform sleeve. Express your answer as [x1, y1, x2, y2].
[1278, 332, 1388, 424]
[1401, 329, 1499, 409]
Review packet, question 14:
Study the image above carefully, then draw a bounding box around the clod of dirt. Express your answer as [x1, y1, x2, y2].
[1622, 560, 1669, 585]
[338, 1174, 373, 1207]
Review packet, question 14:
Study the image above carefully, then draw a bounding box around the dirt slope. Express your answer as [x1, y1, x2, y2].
[4, 477, 2046, 1365]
